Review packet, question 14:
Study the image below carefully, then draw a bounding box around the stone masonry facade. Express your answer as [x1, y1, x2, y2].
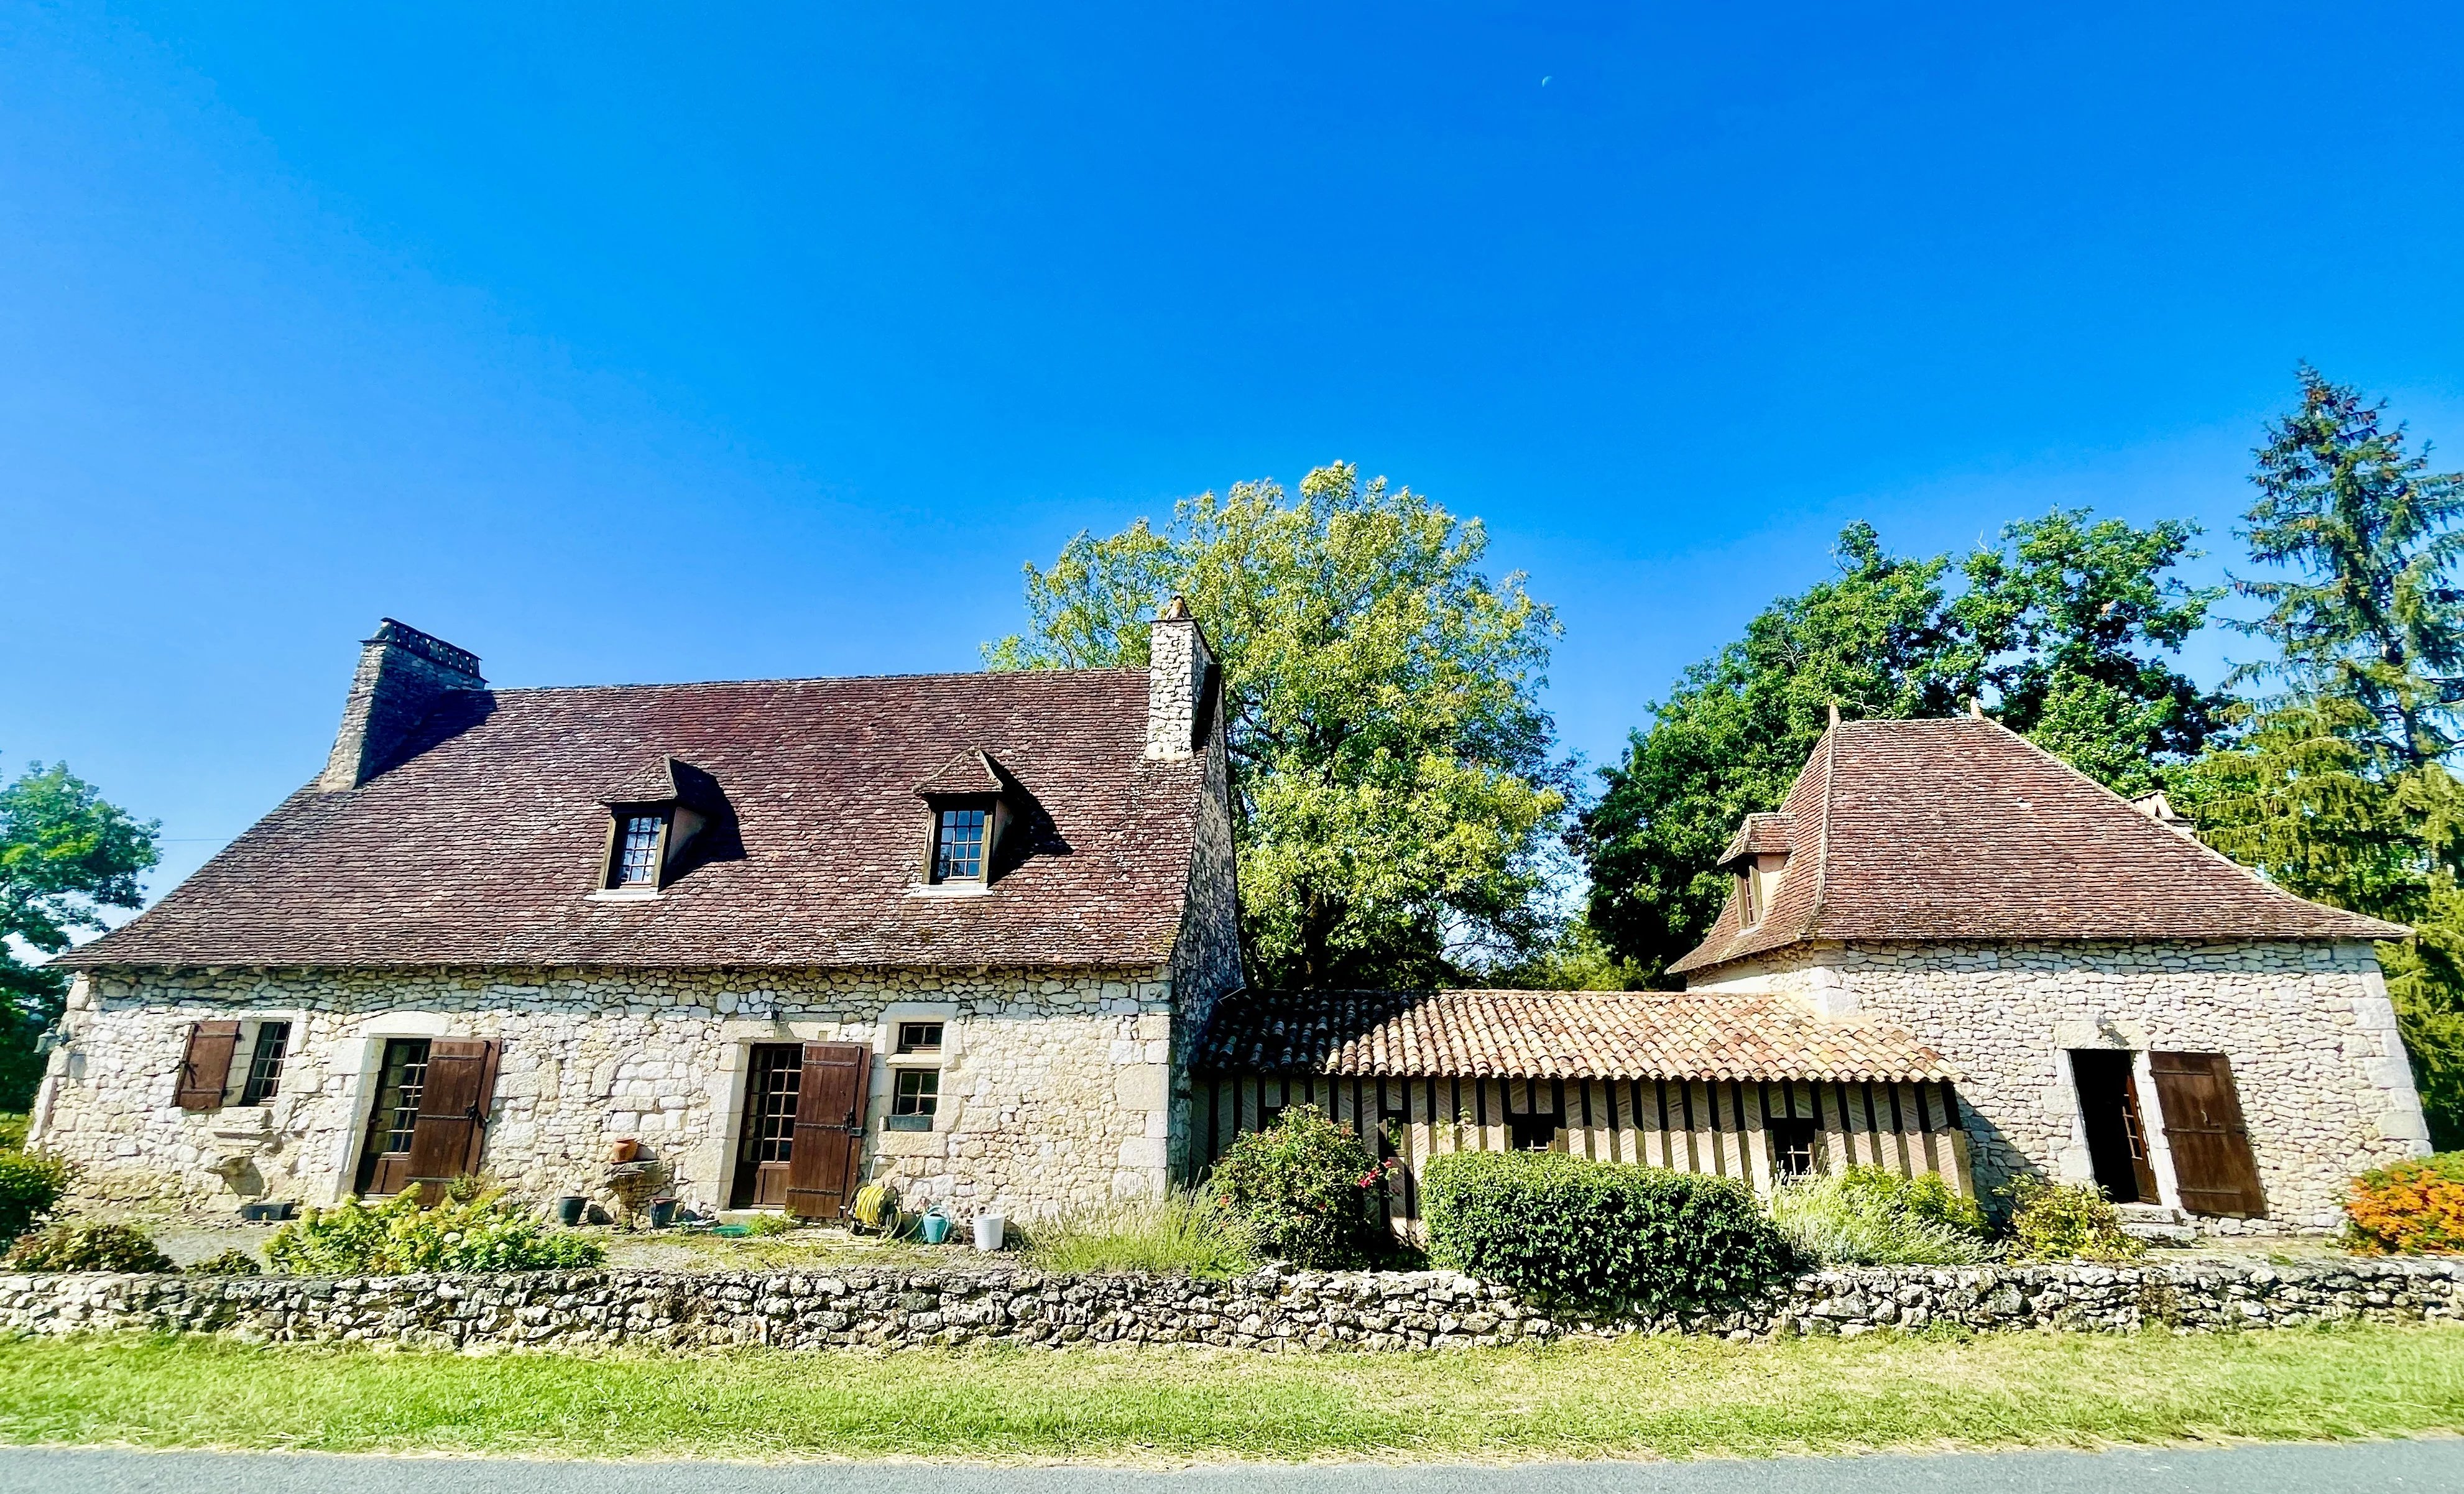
[1693, 939, 2429, 1230]
[4, 1258, 2458, 1352]
[31, 962, 1190, 1219]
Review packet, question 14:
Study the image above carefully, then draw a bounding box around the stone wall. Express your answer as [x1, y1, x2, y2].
[2, 1258, 2457, 1352]
[1693, 939, 2429, 1231]
[31, 964, 1183, 1220]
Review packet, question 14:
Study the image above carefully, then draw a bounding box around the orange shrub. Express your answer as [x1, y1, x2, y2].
[2343, 1152, 2464, 1253]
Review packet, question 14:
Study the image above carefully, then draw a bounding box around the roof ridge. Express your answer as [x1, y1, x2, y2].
[1807, 723, 1837, 934]
[484, 668, 1153, 696]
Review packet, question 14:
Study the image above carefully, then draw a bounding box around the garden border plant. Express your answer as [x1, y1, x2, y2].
[1421, 1150, 1797, 1312]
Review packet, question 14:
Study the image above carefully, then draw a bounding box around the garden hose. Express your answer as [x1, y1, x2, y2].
[852, 1179, 898, 1233]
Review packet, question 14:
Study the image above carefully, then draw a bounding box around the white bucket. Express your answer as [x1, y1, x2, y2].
[973, 1212, 1005, 1252]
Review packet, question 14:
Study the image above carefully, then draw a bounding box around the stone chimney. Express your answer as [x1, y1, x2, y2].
[1145, 596, 1215, 761]
[318, 619, 486, 792]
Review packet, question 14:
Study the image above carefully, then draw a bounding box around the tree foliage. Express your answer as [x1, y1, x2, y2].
[0, 761, 159, 1109]
[1580, 513, 2217, 982]
[2177, 369, 2464, 1146]
[988, 463, 1568, 987]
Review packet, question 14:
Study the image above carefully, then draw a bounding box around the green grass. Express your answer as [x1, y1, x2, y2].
[2, 1326, 2461, 1463]
[1023, 1190, 1260, 1278]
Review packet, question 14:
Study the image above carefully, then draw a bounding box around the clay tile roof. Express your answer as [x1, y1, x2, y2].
[1717, 811, 1796, 867]
[1669, 716, 2409, 978]
[1193, 988, 1959, 1084]
[68, 670, 1207, 972]
[599, 755, 682, 805]
[914, 749, 1007, 797]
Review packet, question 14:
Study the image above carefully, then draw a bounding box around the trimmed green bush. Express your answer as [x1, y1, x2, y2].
[0, 1114, 26, 1151]
[2005, 1178, 2144, 1262]
[4, 1219, 175, 1273]
[265, 1189, 606, 1274]
[1770, 1165, 1991, 1266]
[1025, 1189, 1260, 1278]
[1422, 1150, 1797, 1311]
[1207, 1107, 1396, 1267]
[185, 1247, 264, 1276]
[0, 1148, 73, 1247]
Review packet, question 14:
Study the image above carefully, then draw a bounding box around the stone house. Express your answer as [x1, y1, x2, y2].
[31, 610, 1240, 1220]
[1666, 715, 2430, 1233]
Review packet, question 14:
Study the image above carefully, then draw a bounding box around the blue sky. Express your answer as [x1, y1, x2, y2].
[6, 4, 2463, 903]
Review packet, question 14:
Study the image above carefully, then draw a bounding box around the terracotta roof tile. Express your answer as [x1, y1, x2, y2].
[69, 670, 1206, 971]
[1669, 717, 2407, 976]
[1194, 988, 1959, 1083]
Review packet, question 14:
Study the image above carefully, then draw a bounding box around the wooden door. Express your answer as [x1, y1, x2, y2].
[355, 1038, 432, 1198]
[784, 1041, 870, 1220]
[2149, 1051, 2266, 1218]
[730, 1043, 805, 1209]
[2069, 1050, 2161, 1204]
[404, 1039, 501, 1195]
[175, 1021, 241, 1110]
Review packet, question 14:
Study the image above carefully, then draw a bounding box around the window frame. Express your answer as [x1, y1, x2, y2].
[896, 1021, 944, 1054]
[606, 807, 671, 889]
[886, 1066, 941, 1131]
[928, 802, 992, 884]
[238, 1020, 292, 1107]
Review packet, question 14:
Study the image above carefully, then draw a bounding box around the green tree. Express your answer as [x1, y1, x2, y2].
[987, 462, 1567, 987]
[1582, 512, 2217, 982]
[2178, 369, 2464, 1144]
[2234, 366, 2464, 770]
[1, 762, 160, 1109]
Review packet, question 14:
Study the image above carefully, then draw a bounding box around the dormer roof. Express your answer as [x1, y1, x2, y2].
[1668, 716, 2410, 978]
[1715, 811, 1796, 869]
[913, 749, 1008, 798]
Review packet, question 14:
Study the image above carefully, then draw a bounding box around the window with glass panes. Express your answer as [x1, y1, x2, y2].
[897, 1021, 943, 1054]
[238, 1021, 291, 1105]
[893, 1067, 939, 1117]
[382, 1047, 430, 1154]
[615, 813, 665, 885]
[933, 806, 987, 882]
[747, 1046, 803, 1164]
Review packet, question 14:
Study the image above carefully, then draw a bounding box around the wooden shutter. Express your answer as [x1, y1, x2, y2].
[2149, 1051, 2266, 1218]
[405, 1039, 502, 1186]
[174, 1021, 241, 1111]
[785, 1041, 870, 1220]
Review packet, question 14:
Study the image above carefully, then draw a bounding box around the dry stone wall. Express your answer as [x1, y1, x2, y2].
[1694, 939, 2427, 1232]
[2, 1259, 2457, 1352]
[32, 964, 1180, 1220]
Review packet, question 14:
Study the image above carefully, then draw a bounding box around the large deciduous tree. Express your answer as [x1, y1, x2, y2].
[1, 761, 160, 1109]
[987, 463, 1568, 988]
[1580, 512, 2218, 984]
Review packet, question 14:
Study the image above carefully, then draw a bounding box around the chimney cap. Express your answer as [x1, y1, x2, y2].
[366, 618, 483, 681]
[1157, 595, 1193, 622]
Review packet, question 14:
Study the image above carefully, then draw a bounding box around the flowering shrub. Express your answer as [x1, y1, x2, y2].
[2005, 1178, 2144, 1262]
[1423, 1151, 1796, 1310]
[4, 1219, 175, 1273]
[2344, 1152, 2464, 1254]
[1207, 1106, 1397, 1266]
[265, 1189, 606, 1274]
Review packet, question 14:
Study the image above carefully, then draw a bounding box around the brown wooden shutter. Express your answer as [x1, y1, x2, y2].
[405, 1039, 502, 1186]
[174, 1021, 241, 1111]
[785, 1041, 870, 1220]
[2149, 1051, 2266, 1218]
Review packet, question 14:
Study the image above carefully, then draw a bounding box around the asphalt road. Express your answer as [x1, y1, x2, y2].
[0, 1443, 2458, 1494]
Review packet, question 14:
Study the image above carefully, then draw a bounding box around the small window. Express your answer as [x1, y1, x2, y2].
[933, 806, 988, 882]
[614, 813, 667, 886]
[1508, 1110, 1560, 1151]
[1768, 1118, 1818, 1180]
[1738, 870, 1759, 927]
[892, 1067, 939, 1117]
[239, 1021, 291, 1106]
[897, 1021, 944, 1054]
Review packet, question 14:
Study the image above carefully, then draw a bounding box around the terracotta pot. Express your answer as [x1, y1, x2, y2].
[610, 1138, 642, 1163]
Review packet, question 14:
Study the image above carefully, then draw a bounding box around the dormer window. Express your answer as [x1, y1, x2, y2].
[594, 756, 727, 896]
[1715, 811, 1796, 933]
[933, 806, 989, 883]
[913, 749, 1021, 891]
[614, 813, 667, 886]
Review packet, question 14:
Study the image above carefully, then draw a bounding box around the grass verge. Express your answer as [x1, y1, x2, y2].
[2, 1325, 2462, 1463]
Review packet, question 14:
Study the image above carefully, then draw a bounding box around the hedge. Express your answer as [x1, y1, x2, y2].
[1421, 1150, 1797, 1311]
[2345, 1151, 2464, 1253]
